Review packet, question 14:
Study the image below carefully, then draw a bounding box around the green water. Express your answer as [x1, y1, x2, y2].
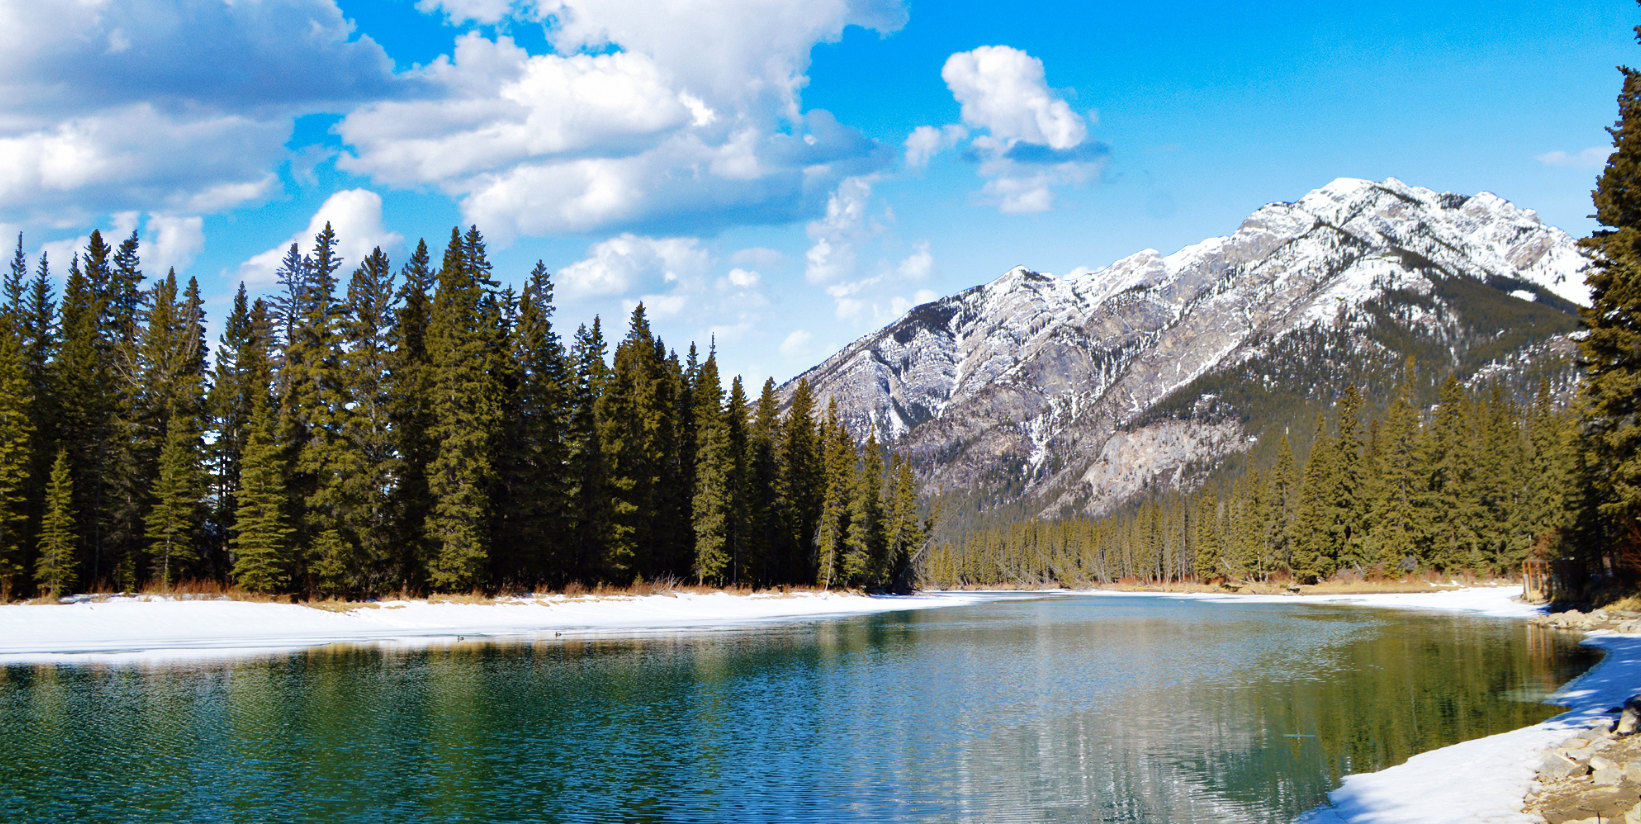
[0, 595, 1597, 822]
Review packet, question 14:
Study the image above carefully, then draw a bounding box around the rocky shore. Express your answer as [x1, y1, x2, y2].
[1524, 609, 1641, 823]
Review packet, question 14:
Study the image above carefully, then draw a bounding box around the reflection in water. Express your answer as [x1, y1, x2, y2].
[0, 596, 1597, 822]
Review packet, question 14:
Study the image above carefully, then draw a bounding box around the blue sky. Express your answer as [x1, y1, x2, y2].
[0, 0, 1629, 385]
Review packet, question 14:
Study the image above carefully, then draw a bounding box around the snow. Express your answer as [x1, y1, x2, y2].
[0, 590, 994, 665]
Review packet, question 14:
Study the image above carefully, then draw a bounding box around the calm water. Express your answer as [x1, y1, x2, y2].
[0, 595, 1597, 823]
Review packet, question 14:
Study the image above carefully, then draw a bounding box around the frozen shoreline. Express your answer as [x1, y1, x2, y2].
[1084, 584, 1634, 824]
[0, 590, 997, 664]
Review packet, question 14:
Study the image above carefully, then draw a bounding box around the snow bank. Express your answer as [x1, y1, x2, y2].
[0, 591, 993, 665]
[1078, 582, 1544, 620]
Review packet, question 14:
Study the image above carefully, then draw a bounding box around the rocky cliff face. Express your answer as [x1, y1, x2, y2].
[785, 177, 1589, 517]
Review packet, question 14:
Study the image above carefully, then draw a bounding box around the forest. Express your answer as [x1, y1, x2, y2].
[1, 225, 928, 599]
[922, 368, 1586, 587]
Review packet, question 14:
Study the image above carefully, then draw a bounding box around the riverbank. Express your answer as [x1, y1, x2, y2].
[1218, 584, 1641, 824]
[0, 590, 995, 664]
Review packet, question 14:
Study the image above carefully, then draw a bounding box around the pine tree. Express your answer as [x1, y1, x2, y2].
[1268, 432, 1298, 575]
[569, 319, 611, 583]
[339, 247, 399, 593]
[690, 348, 730, 583]
[58, 251, 114, 587]
[425, 227, 503, 590]
[598, 304, 667, 582]
[748, 378, 785, 586]
[842, 435, 886, 588]
[1369, 371, 1425, 572]
[814, 399, 853, 588]
[231, 395, 291, 593]
[883, 455, 926, 592]
[0, 316, 31, 598]
[723, 376, 752, 584]
[1293, 414, 1337, 582]
[781, 379, 823, 584]
[1580, 47, 1641, 567]
[145, 412, 202, 587]
[494, 262, 572, 588]
[1423, 375, 1483, 570]
[388, 239, 436, 587]
[35, 449, 75, 598]
[1327, 387, 1367, 570]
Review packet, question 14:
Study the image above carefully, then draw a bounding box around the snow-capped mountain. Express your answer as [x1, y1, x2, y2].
[785, 177, 1589, 517]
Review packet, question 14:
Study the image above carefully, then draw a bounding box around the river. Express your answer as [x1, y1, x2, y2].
[0, 593, 1595, 822]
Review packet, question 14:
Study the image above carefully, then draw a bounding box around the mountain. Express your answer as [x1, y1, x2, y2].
[784, 177, 1589, 520]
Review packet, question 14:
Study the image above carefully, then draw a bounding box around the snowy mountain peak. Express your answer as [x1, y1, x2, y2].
[787, 177, 1589, 518]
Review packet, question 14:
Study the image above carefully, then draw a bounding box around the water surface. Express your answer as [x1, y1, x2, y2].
[0, 594, 1596, 822]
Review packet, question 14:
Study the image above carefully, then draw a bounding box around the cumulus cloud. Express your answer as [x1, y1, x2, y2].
[0, 0, 404, 227]
[805, 176, 879, 284]
[905, 124, 968, 169]
[942, 46, 1086, 149]
[144, 214, 205, 275]
[1536, 147, 1610, 169]
[909, 45, 1104, 213]
[558, 234, 712, 301]
[336, 2, 901, 238]
[239, 189, 404, 287]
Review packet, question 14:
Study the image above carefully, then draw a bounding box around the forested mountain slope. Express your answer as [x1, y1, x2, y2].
[785, 177, 1587, 520]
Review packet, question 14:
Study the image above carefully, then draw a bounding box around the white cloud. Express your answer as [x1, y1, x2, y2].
[0, 0, 399, 226]
[239, 189, 403, 287]
[904, 124, 968, 169]
[725, 268, 761, 288]
[896, 241, 934, 280]
[336, 2, 902, 238]
[779, 329, 813, 358]
[942, 46, 1086, 150]
[932, 45, 1103, 214]
[558, 234, 712, 300]
[805, 175, 878, 284]
[416, 0, 516, 25]
[1536, 147, 1610, 169]
[0, 105, 282, 218]
[144, 214, 205, 275]
[38, 235, 86, 274]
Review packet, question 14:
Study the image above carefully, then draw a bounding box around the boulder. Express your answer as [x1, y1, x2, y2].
[1543, 751, 1591, 782]
[1616, 696, 1641, 737]
[1627, 801, 1641, 824]
[1591, 755, 1624, 785]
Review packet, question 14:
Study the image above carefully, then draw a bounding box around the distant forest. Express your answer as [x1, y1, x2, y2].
[925, 368, 1584, 587]
[4, 225, 928, 599]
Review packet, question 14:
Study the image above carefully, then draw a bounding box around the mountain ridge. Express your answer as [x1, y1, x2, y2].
[784, 177, 1589, 519]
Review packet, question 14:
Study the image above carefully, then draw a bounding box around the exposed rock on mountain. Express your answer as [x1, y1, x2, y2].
[785, 177, 1588, 517]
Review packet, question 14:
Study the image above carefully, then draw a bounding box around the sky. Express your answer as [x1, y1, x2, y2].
[0, 0, 1631, 386]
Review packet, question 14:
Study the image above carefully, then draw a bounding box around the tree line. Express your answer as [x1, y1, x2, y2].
[920, 366, 1583, 587]
[2, 225, 928, 599]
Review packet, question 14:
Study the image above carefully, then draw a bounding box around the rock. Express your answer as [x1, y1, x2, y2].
[1543, 751, 1591, 782]
[1591, 755, 1624, 785]
[1615, 696, 1641, 737]
[1626, 759, 1641, 784]
[1627, 801, 1641, 824]
[1577, 727, 1607, 741]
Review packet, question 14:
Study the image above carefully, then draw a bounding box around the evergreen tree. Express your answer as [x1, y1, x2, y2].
[569, 319, 611, 582]
[388, 239, 436, 587]
[231, 394, 291, 592]
[842, 435, 886, 588]
[598, 304, 667, 582]
[341, 247, 399, 592]
[691, 349, 730, 584]
[781, 379, 823, 584]
[1369, 372, 1425, 571]
[883, 455, 926, 592]
[1423, 376, 1483, 570]
[723, 376, 752, 584]
[0, 317, 30, 598]
[814, 399, 853, 588]
[58, 251, 115, 587]
[748, 378, 785, 586]
[1580, 46, 1641, 567]
[425, 227, 503, 590]
[494, 262, 572, 587]
[145, 412, 202, 587]
[36, 449, 75, 597]
[1293, 414, 1337, 582]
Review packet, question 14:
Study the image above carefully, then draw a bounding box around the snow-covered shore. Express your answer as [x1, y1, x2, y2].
[0, 590, 994, 664]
